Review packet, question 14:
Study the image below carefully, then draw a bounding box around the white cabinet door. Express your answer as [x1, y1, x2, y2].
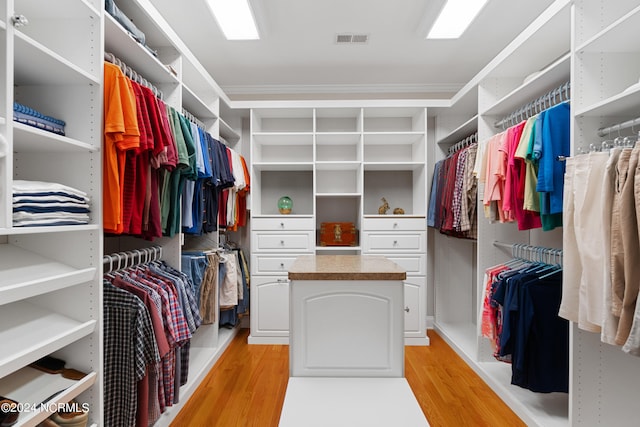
[250, 276, 290, 337]
[404, 277, 426, 341]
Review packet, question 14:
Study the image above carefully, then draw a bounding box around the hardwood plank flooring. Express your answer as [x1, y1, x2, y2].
[170, 329, 525, 427]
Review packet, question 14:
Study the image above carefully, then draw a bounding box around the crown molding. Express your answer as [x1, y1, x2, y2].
[222, 83, 463, 95]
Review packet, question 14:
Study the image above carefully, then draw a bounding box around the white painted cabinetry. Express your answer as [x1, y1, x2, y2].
[250, 104, 429, 344]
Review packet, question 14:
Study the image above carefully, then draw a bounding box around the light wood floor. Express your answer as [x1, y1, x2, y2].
[170, 328, 525, 427]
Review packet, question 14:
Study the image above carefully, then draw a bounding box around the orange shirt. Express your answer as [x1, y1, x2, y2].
[103, 62, 140, 232]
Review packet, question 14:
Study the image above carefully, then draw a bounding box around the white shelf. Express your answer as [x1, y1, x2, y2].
[478, 362, 568, 427]
[252, 132, 314, 145]
[482, 53, 571, 117]
[315, 132, 361, 145]
[363, 162, 424, 171]
[253, 214, 314, 219]
[0, 368, 97, 427]
[575, 84, 640, 118]
[436, 115, 478, 146]
[0, 301, 97, 378]
[14, 32, 100, 86]
[0, 245, 95, 307]
[0, 225, 99, 236]
[316, 246, 362, 252]
[315, 193, 361, 198]
[13, 122, 97, 153]
[181, 85, 218, 121]
[363, 132, 424, 145]
[253, 162, 314, 172]
[315, 161, 360, 171]
[363, 214, 425, 219]
[434, 321, 478, 362]
[104, 14, 179, 85]
[576, 5, 640, 53]
[219, 118, 241, 143]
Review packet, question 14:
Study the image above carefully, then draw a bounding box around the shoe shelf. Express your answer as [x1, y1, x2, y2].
[0, 366, 96, 427]
[0, 245, 96, 307]
[0, 302, 96, 379]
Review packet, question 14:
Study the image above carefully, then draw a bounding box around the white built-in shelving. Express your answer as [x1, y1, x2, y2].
[0, 0, 103, 426]
[431, 1, 571, 426]
[249, 104, 429, 345]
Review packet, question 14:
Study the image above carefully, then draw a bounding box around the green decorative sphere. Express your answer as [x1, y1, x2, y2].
[278, 196, 293, 214]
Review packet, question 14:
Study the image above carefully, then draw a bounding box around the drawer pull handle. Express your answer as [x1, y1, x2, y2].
[277, 278, 288, 284]
[404, 306, 410, 313]
[280, 263, 285, 268]
[393, 240, 398, 246]
[280, 240, 285, 246]
[280, 222, 285, 228]
[393, 222, 398, 229]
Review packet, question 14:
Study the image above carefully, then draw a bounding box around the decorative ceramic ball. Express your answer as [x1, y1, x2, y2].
[278, 196, 293, 214]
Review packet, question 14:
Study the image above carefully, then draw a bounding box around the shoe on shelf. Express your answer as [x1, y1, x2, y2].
[37, 419, 61, 427]
[49, 401, 88, 427]
[0, 397, 19, 427]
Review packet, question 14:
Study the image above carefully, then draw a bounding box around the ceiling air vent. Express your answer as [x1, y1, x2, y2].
[336, 33, 369, 44]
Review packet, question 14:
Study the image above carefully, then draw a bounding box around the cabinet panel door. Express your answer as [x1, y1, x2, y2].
[251, 254, 300, 275]
[251, 277, 290, 336]
[363, 218, 425, 231]
[384, 255, 426, 276]
[252, 217, 315, 231]
[252, 231, 315, 252]
[404, 277, 426, 338]
[363, 232, 425, 252]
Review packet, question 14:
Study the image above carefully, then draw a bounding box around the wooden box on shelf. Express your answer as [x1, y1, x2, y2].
[319, 222, 358, 246]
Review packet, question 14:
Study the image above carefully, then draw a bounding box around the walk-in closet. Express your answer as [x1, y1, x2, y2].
[1, 0, 640, 425]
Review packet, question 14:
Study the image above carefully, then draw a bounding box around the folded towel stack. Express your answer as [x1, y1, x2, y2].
[13, 180, 90, 227]
[13, 102, 66, 136]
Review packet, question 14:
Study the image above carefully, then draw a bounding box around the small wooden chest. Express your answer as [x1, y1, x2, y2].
[319, 222, 358, 246]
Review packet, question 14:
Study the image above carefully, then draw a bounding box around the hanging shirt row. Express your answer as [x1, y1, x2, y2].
[480, 255, 567, 393]
[181, 246, 250, 327]
[103, 260, 201, 427]
[427, 142, 478, 239]
[103, 61, 249, 241]
[562, 141, 640, 357]
[476, 101, 570, 232]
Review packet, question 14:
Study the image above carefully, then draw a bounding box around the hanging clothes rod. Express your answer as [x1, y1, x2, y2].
[493, 241, 563, 265]
[181, 108, 206, 129]
[104, 51, 164, 100]
[597, 116, 640, 137]
[493, 81, 570, 130]
[103, 245, 163, 274]
[448, 132, 478, 155]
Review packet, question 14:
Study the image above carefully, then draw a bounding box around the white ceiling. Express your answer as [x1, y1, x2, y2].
[148, 0, 557, 101]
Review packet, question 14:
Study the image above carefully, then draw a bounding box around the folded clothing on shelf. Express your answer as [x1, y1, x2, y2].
[13, 102, 66, 136]
[12, 180, 90, 227]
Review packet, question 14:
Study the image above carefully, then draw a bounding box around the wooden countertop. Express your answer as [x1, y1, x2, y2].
[288, 255, 406, 281]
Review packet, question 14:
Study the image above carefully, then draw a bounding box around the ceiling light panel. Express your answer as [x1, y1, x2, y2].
[427, 0, 489, 39]
[207, 0, 260, 40]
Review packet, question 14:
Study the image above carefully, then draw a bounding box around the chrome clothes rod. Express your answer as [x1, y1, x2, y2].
[104, 51, 164, 100]
[103, 245, 163, 274]
[181, 108, 206, 130]
[448, 132, 478, 155]
[493, 241, 563, 265]
[597, 117, 640, 138]
[493, 81, 570, 130]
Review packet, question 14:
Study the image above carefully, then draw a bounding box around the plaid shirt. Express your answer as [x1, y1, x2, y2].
[104, 281, 160, 427]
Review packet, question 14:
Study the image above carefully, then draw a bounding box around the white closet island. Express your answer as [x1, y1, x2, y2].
[281, 254, 429, 427]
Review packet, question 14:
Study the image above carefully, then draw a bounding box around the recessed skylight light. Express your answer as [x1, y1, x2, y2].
[207, 0, 260, 40]
[427, 0, 489, 39]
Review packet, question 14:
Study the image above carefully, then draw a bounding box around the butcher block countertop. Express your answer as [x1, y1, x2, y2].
[288, 255, 406, 281]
